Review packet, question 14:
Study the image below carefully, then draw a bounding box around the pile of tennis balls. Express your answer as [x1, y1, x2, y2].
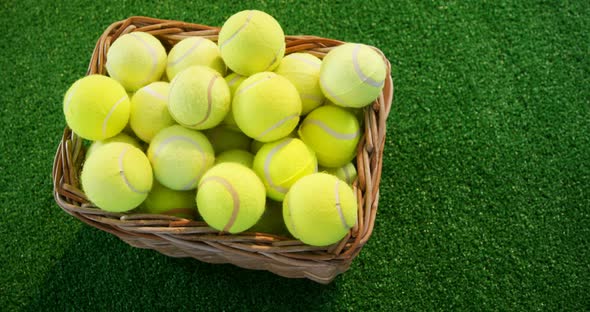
[63, 10, 387, 247]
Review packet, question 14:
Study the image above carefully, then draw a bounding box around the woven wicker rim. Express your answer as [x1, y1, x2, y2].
[52, 16, 394, 284]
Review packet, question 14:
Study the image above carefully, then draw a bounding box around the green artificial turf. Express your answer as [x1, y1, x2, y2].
[1, 0, 589, 310]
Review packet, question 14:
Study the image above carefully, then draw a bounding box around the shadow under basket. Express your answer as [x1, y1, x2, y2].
[52, 16, 394, 284]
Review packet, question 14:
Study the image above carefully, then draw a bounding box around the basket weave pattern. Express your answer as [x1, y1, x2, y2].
[52, 16, 394, 284]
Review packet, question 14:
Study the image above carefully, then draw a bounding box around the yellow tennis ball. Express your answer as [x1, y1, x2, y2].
[320, 43, 387, 108]
[106, 32, 167, 92]
[147, 125, 215, 190]
[204, 125, 252, 154]
[215, 149, 254, 168]
[130, 82, 176, 143]
[298, 105, 361, 167]
[197, 163, 266, 233]
[63, 75, 130, 141]
[233, 72, 301, 142]
[81, 142, 153, 212]
[168, 66, 230, 130]
[283, 173, 357, 246]
[247, 200, 288, 235]
[320, 162, 357, 185]
[166, 37, 226, 80]
[86, 132, 143, 160]
[275, 53, 325, 114]
[222, 72, 247, 130]
[253, 138, 317, 201]
[140, 180, 197, 219]
[218, 10, 285, 76]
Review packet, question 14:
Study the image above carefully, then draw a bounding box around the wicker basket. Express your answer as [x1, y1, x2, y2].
[52, 16, 394, 284]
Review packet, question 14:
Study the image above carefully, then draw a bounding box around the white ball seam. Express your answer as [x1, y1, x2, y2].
[301, 118, 360, 141]
[168, 37, 204, 67]
[219, 10, 254, 49]
[102, 95, 128, 138]
[118, 146, 149, 194]
[130, 33, 160, 88]
[351, 44, 384, 88]
[263, 138, 293, 195]
[199, 175, 241, 232]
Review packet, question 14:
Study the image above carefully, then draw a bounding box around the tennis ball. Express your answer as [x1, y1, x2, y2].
[222, 73, 247, 130]
[320, 162, 358, 185]
[275, 53, 325, 114]
[63, 75, 130, 141]
[147, 125, 215, 190]
[218, 10, 285, 76]
[253, 138, 317, 201]
[197, 163, 266, 233]
[166, 37, 226, 80]
[168, 66, 230, 130]
[106, 32, 167, 92]
[319, 43, 387, 108]
[215, 149, 254, 168]
[140, 180, 197, 219]
[247, 200, 288, 235]
[81, 142, 153, 212]
[298, 105, 361, 167]
[283, 173, 357, 246]
[204, 125, 252, 154]
[129, 82, 176, 143]
[86, 132, 142, 159]
[233, 72, 301, 142]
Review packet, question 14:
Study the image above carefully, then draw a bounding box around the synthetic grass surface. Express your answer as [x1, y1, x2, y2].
[1, 0, 589, 310]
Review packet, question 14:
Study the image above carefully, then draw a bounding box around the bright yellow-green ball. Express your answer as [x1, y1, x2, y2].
[63, 75, 130, 141]
[168, 66, 230, 130]
[283, 173, 357, 246]
[81, 142, 153, 212]
[218, 10, 285, 76]
[298, 105, 361, 167]
[320, 162, 358, 185]
[106, 32, 167, 92]
[197, 163, 266, 233]
[233, 72, 301, 142]
[166, 37, 226, 80]
[275, 53, 325, 114]
[204, 125, 252, 154]
[140, 180, 197, 219]
[215, 149, 254, 168]
[320, 43, 387, 108]
[253, 138, 317, 201]
[147, 125, 215, 191]
[130, 81, 176, 143]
